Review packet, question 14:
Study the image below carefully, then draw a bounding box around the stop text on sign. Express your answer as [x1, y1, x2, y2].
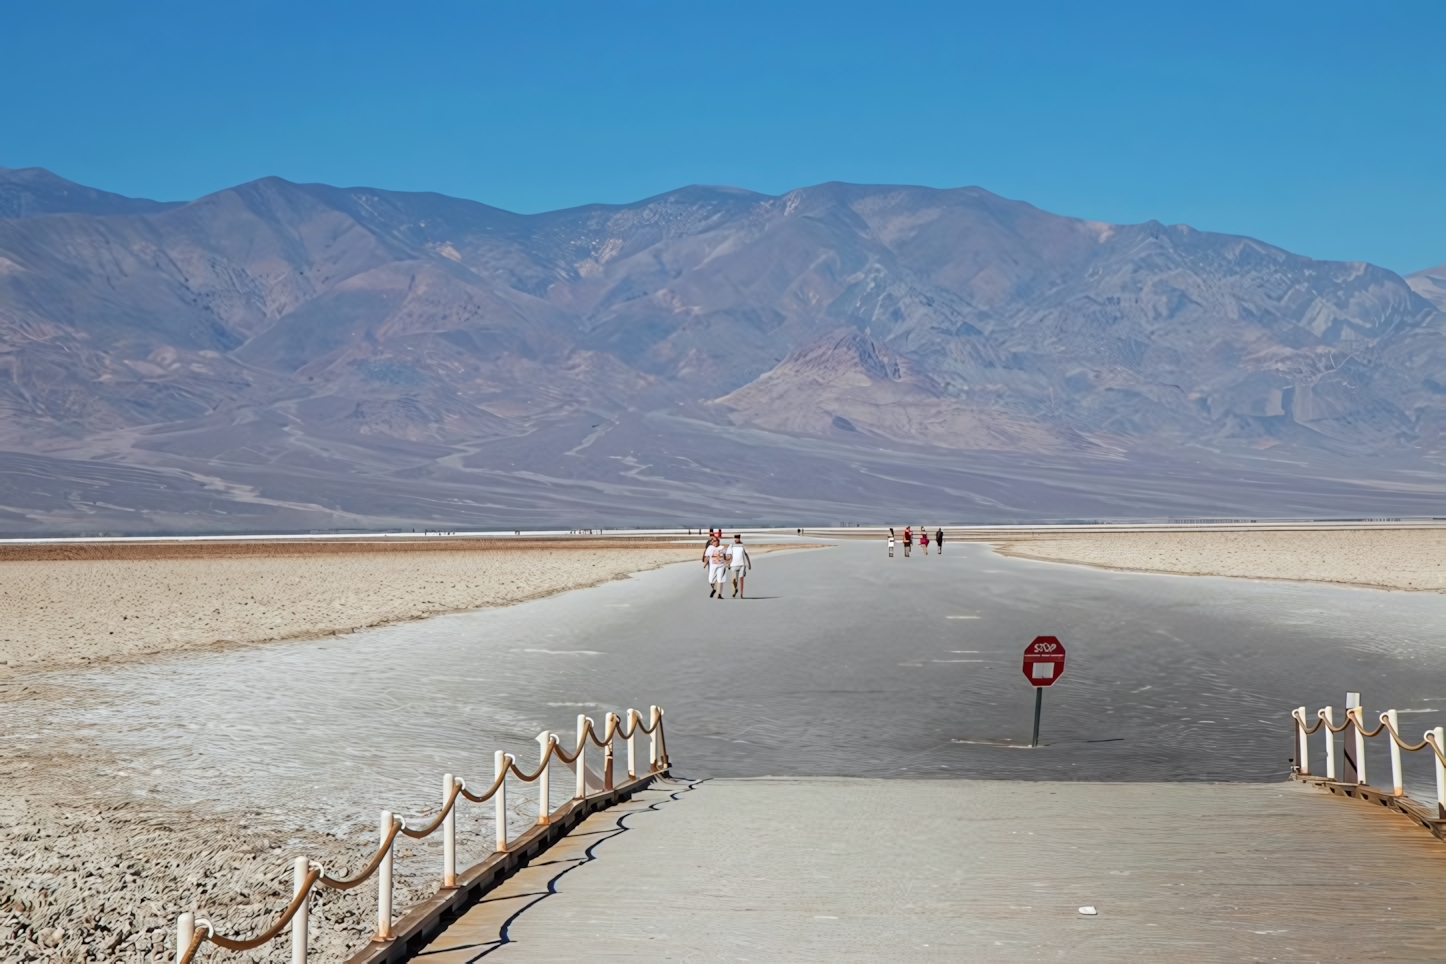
[1021, 635, 1066, 687]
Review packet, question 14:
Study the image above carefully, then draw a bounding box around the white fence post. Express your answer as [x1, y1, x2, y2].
[1295, 706, 1310, 775]
[1434, 726, 1446, 819]
[1350, 696, 1367, 786]
[604, 712, 617, 790]
[649, 705, 660, 771]
[626, 709, 637, 780]
[176, 912, 194, 964]
[495, 750, 509, 852]
[1386, 710, 1403, 796]
[292, 856, 309, 964]
[1322, 707, 1336, 780]
[576, 715, 588, 799]
[536, 731, 552, 825]
[376, 811, 394, 942]
[443, 773, 456, 888]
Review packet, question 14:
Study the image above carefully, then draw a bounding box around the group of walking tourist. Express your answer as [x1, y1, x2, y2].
[702, 528, 752, 598]
[888, 526, 944, 558]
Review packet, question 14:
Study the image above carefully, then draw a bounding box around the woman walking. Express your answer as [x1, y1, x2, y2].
[920, 528, 930, 554]
[703, 534, 729, 598]
[888, 528, 895, 558]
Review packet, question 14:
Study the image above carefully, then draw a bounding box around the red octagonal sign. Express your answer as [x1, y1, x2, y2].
[1022, 636, 1066, 687]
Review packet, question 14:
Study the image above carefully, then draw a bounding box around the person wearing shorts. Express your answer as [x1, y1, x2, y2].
[703, 535, 729, 598]
[888, 528, 895, 558]
[728, 534, 752, 597]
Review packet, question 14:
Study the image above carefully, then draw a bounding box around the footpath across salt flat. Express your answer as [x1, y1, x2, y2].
[418, 777, 1446, 963]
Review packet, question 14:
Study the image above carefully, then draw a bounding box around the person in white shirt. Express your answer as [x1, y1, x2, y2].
[728, 534, 752, 597]
[702, 535, 729, 599]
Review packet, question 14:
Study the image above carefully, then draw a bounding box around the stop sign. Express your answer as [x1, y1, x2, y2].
[1022, 636, 1066, 687]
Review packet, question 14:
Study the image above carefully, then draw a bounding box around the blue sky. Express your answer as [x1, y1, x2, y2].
[3, 1, 1443, 272]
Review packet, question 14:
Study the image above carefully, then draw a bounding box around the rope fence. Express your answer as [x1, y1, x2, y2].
[1291, 693, 1446, 822]
[174, 705, 668, 964]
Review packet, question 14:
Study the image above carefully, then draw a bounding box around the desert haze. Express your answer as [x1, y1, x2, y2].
[1, 166, 1444, 533]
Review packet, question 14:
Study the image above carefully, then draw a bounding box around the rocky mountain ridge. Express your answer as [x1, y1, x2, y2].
[0, 166, 1441, 532]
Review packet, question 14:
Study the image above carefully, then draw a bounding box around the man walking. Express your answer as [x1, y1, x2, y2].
[903, 526, 912, 557]
[703, 534, 729, 598]
[728, 533, 752, 597]
[936, 528, 945, 554]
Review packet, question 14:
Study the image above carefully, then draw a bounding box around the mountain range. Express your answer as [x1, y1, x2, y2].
[0, 165, 1443, 534]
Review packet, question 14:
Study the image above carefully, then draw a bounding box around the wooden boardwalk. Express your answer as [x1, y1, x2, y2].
[411, 777, 1446, 962]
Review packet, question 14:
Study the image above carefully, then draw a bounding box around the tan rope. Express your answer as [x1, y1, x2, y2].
[457, 765, 509, 805]
[1425, 732, 1446, 768]
[1294, 710, 1323, 736]
[587, 716, 616, 747]
[177, 923, 209, 964]
[1305, 704, 1446, 764]
[510, 739, 557, 783]
[1350, 708, 1387, 739]
[1379, 713, 1431, 752]
[577, 717, 614, 749]
[552, 738, 583, 764]
[400, 780, 464, 839]
[206, 866, 321, 951]
[319, 818, 402, 890]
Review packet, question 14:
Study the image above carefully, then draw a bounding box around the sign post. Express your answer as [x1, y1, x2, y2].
[1021, 636, 1066, 747]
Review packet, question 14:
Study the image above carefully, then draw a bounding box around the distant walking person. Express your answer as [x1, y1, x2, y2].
[935, 528, 944, 553]
[728, 534, 752, 597]
[903, 526, 912, 557]
[888, 528, 895, 558]
[703, 535, 729, 598]
[920, 529, 930, 554]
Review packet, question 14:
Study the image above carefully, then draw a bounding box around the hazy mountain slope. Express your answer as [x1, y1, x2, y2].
[774, 213, 1446, 453]
[0, 167, 179, 218]
[0, 170, 1441, 533]
[1408, 263, 1446, 311]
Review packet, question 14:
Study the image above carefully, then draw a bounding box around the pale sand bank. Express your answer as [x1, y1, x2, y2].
[0, 539, 708, 675]
[981, 526, 1446, 591]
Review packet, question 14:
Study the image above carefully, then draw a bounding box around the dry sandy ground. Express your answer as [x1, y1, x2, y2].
[0, 539, 703, 676]
[0, 537, 796, 962]
[983, 526, 1446, 592]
